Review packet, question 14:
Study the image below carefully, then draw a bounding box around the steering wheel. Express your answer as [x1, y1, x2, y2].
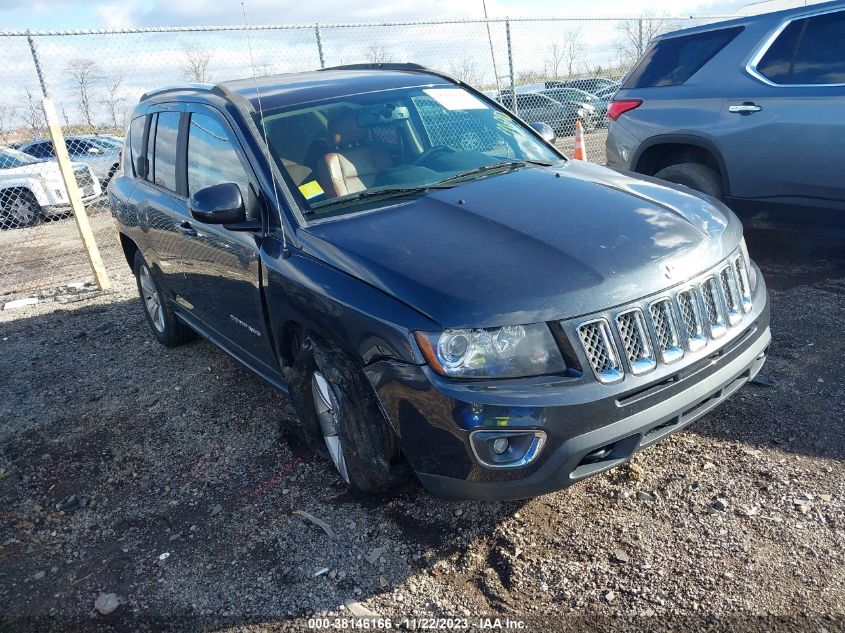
[413, 145, 454, 167]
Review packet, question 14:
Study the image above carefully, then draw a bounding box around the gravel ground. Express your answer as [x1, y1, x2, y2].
[0, 225, 843, 632]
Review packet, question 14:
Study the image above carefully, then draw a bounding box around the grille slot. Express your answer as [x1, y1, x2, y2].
[700, 276, 727, 339]
[734, 254, 752, 313]
[577, 319, 623, 384]
[675, 288, 707, 352]
[648, 298, 684, 364]
[719, 266, 742, 326]
[73, 166, 95, 196]
[615, 309, 656, 375]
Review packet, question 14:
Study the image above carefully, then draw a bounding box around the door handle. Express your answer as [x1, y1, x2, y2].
[729, 103, 762, 113]
[176, 220, 198, 237]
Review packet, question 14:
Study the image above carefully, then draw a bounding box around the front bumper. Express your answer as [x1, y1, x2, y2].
[367, 266, 770, 501]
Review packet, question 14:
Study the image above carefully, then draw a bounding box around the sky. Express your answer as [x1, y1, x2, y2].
[0, 0, 798, 32]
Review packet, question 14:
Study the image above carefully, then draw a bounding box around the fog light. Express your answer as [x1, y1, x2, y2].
[469, 430, 547, 469]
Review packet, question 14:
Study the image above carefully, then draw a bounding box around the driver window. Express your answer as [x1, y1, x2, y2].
[187, 113, 250, 197]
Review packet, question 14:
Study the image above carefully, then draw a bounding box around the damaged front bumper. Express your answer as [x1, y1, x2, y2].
[366, 273, 770, 501]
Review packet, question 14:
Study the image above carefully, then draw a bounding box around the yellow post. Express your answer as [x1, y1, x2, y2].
[41, 97, 111, 291]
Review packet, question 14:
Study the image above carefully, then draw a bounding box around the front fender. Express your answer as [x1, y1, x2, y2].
[261, 237, 437, 369]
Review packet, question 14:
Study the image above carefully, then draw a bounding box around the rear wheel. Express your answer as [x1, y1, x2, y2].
[1, 191, 40, 229]
[654, 163, 723, 200]
[133, 250, 196, 347]
[289, 339, 409, 493]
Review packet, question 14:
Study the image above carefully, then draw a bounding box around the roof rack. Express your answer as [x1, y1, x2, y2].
[139, 83, 214, 102]
[318, 62, 431, 73]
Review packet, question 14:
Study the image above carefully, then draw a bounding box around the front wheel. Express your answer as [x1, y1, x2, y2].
[1, 191, 41, 229]
[289, 339, 409, 493]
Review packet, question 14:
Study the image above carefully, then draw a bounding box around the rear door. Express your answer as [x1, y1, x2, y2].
[172, 103, 278, 372]
[719, 7, 845, 209]
[133, 105, 187, 293]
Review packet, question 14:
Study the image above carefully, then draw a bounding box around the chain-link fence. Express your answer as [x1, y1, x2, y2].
[0, 15, 731, 303]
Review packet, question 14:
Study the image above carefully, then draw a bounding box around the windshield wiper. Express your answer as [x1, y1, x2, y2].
[309, 184, 455, 213]
[437, 159, 553, 185]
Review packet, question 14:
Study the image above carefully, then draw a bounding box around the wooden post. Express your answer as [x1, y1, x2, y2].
[41, 99, 112, 291]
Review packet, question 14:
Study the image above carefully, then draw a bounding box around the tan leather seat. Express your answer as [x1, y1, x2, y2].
[318, 111, 393, 198]
[265, 114, 324, 186]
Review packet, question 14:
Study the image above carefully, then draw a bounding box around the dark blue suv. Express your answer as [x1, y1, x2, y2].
[109, 64, 770, 500]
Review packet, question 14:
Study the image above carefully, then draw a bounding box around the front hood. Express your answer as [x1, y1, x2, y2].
[302, 160, 742, 328]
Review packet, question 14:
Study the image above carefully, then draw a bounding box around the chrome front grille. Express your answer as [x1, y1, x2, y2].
[577, 319, 623, 384]
[615, 308, 655, 375]
[573, 250, 754, 384]
[649, 298, 684, 364]
[734, 254, 752, 313]
[719, 266, 742, 326]
[701, 276, 727, 339]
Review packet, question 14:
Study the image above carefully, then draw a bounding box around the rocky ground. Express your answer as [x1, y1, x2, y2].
[0, 225, 843, 632]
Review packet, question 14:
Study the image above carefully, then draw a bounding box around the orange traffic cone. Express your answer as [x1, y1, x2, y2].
[573, 120, 587, 161]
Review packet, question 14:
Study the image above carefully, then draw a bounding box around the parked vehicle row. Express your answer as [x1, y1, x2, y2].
[16, 134, 122, 187]
[110, 63, 769, 500]
[606, 0, 844, 222]
[0, 146, 102, 229]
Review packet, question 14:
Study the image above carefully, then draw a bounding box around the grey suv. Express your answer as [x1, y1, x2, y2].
[606, 1, 845, 222]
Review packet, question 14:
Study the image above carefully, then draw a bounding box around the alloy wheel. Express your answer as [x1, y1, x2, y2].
[311, 371, 350, 483]
[139, 264, 165, 333]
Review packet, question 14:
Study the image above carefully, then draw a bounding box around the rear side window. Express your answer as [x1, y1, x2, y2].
[152, 111, 181, 192]
[26, 142, 55, 159]
[623, 26, 744, 88]
[792, 12, 845, 84]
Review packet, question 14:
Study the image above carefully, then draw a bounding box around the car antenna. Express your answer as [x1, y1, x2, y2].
[241, 1, 290, 258]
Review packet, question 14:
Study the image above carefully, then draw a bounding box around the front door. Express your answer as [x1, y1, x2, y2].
[170, 104, 279, 373]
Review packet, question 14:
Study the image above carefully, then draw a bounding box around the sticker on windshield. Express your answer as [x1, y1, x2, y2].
[298, 180, 324, 199]
[423, 88, 488, 111]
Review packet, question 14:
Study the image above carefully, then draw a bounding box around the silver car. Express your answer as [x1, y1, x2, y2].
[17, 135, 121, 187]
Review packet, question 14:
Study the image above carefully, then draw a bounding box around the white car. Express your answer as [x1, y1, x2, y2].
[0, 147, 102, 228]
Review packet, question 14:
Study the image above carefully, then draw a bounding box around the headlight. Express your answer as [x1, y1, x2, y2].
[577, 109, 586, 117]
[414, 324, 566, 378]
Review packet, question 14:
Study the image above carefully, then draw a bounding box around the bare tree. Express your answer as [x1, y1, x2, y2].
[181, 43, 213, 83]
[544, 29, 583, 81]
[0, 103, 17, 144]
[100, 76, 128, 129]
[66, 58, 102, 129]
[364, 46, 392, 64]
[564, 29, 583, 77]
[447, 57, 485, 87]
[20, 90, 45, 139]
[616, 14, 679, 67]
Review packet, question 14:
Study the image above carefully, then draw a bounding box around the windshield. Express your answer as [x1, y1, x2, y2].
[254, 85, 561, 219]
[0, 148, 41, 169]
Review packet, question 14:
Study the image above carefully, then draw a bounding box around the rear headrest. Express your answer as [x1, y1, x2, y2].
[328, 110, 367, 146]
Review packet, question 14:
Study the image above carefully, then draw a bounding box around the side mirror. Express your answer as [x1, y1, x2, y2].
[135, 156, 148, 179]
[189, 182, 246, 225]
[529, 121, 556, 144]
[87, 147, 102, 155]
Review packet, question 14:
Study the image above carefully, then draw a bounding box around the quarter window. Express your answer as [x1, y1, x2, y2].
[128, 115, 146, 176]
[757, 19, 804, 83]
[152, 111, 181, 192]
[186, 113, 250, 196]
[623, 26, 744, 88]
